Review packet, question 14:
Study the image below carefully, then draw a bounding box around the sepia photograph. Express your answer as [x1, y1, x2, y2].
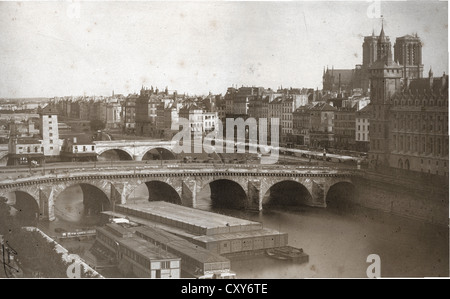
[0, 0, 448, 284]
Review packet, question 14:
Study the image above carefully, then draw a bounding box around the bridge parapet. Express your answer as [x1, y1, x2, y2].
[0, 165, 359, 189]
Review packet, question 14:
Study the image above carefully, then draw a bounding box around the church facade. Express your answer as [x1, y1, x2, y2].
[323, 25, 425, 96]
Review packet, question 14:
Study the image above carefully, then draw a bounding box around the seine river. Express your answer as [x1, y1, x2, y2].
[46, 184, 449, 278]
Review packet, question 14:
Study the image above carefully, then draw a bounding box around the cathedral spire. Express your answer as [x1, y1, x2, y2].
[379, 23, 385, 41]
[379, 17, 389, 43]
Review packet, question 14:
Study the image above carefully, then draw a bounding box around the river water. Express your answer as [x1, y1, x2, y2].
[43, 184, 449, 278]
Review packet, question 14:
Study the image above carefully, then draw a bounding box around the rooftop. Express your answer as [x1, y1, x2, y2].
[117, 201, 262, 235]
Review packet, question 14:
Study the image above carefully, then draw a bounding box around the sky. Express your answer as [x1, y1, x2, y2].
[0, 0, 448, 98]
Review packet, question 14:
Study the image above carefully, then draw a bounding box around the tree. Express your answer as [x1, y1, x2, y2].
[90, 119, 106, 132]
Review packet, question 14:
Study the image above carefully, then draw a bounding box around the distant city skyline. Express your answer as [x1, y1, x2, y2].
[0, 1, 448, 98]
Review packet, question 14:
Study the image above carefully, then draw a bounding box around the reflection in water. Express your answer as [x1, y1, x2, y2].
[53, 185, 104, 227]
[55, 185, 84, 222]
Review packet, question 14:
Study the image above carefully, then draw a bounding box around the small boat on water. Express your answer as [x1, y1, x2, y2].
[266, 246, 309, 264]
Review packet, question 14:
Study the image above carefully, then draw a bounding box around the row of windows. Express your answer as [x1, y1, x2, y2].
[120, 246, 152, 269]
[371, 68, 401, 74]
[357, 125, 369, 131]
[393, 135, 449, 156]
[420, 159, 447, 167]
[72, 145, 95, 152]
[357, 133, 368, 141]
[17, 146, 43, 153]
[393, 118, 448, 132]
[392, 98, 447, 107]
[335, 115, 355, 120]
[335, 122, 356, 128]
[97, 231, 118, 249]
[372, 139, 383, 150]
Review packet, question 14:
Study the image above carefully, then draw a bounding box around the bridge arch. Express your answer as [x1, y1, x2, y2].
[97, 148, 134, 161]
[262, 180, 313, 208]
[140, 147, 177, 161]
[197, 178, 248, 209]
[52, 182, 111, 223]
[325, 181, 356, 211]
[127, 179, 182, 205]
[3, 190, 40, 225]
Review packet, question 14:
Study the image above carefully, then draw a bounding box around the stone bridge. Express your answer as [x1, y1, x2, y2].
[94, 140, 177, 161]
[0, 165, 358, 222]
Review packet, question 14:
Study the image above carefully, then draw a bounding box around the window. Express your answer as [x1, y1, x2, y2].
[50, 147, 53, 150]
[50, 139, 53, 144]
[429, 137, 433, 154]
[49, 133, 53, 137]
[161, 261, 170, 269]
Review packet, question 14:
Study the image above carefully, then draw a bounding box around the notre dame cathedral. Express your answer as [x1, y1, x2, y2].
[322, 23, 424, 96]
[324, 23, 448, 177]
